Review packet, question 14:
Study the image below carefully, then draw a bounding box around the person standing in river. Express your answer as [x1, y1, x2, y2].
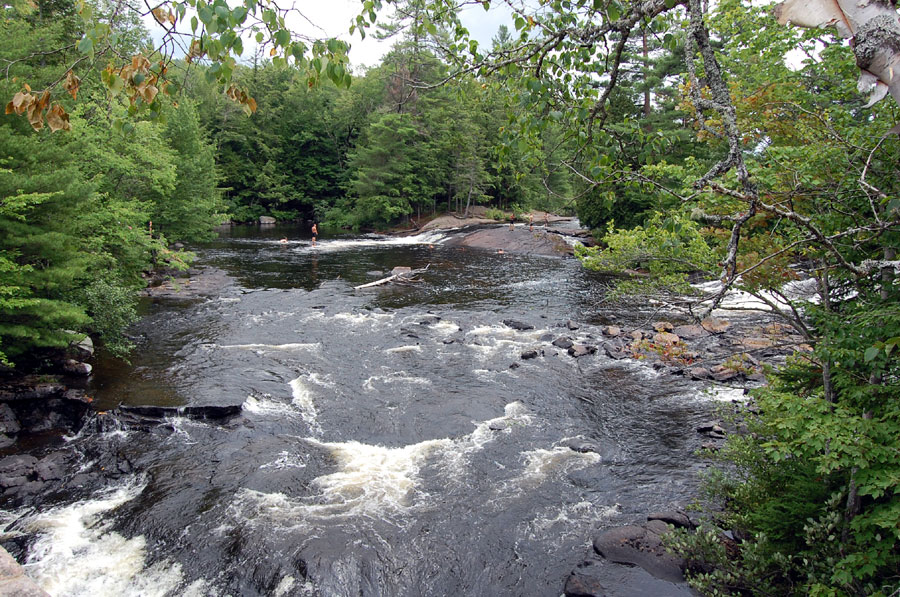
[311, 222, 318, 246]
[509, 213, 515, 231]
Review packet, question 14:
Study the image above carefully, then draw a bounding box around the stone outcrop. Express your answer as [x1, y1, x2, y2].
[0, 547, 50, 597]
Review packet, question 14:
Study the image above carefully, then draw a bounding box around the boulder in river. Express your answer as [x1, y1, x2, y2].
[520, 349, 540, 360]
[63, 359, 92, 376]
[602, 341, 628, 360]
[259, 216, 276, 225]
[653, 321, 675, 332]
[552, 336, 574, 349]
[564, 556, 695, 597]
[592, 523, 686, 583]
[502, 319, 534, 331]
[568, 344, 597, 358]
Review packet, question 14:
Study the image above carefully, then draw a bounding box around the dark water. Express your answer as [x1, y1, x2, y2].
[4, 225, 721, 596]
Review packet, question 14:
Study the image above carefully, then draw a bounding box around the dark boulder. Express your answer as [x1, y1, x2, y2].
[520, 349, 540, 360]
[564, 555, 696, 597]
[566, 320, 580, 330]
[502, 319, 534, 331]
[0, 404, 20, 436]
[648, 511, 695, 530]
[592, 524, 685, 583]
[118, 404, 243, 421]
[602, 341, 628, 360]
[552, 337, 574, 350]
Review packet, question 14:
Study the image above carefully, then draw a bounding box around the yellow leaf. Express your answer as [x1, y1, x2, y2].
[270, 47, 277, 56]
[4, 101, 13, 115]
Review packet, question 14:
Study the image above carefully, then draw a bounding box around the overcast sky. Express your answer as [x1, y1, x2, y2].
[289, 1, 515, 68]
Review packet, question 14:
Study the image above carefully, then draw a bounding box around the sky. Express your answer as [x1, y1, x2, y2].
[281, 1, 515, 68]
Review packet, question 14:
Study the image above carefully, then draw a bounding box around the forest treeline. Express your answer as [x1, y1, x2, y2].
[2, 0, 899, 593]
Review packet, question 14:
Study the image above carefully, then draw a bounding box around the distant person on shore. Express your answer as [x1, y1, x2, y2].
[529, 213, 534, 232]
[509, 213, 515, 231]
[311, 223, 318, 246]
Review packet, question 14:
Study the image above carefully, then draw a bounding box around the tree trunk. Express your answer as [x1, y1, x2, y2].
[775, 0, 900, 109]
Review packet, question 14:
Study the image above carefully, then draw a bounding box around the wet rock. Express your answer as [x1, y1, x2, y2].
[0, 404, 20, 435]
[35, 453, 67, 482]
[653, 321, 675, 332]
[390, 266, 413, 276]
[489, 420, 510, 431]
[602, 341, 628, 360]
[564, 558, 606, 597]
[628, 330, 645, 342]
[563, 438, 604, 454]
[696, 421, 724, 434]
[592, 524, 685, 582]
[0, 455, 38, 489]
[701, 441, 722, 452]
[508, 363, 520, 370]
[502, 319, 534, 331]
[118, 404, 243, 421]
[0, 380, 65, 402]
[418, 315, 441, 325]
[568, 344, 597, 358]
[603, 325, 622, 337]
[564, 556, 696, 597]
[259, 216, 276, 224]
[63, 359, 93, 376]
[552, 337, 574, 349]
[0, 435, 14, 449]
[566, 320, 580, 331]
[648, 511, 695, 530]
[539, 333, 555, 342]
[521, 349, 540, 360]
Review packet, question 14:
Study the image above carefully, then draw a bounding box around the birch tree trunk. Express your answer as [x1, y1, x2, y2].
[775, 0, 900, 108]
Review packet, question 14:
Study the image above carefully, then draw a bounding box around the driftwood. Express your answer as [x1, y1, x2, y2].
[354, 265, 430, 290]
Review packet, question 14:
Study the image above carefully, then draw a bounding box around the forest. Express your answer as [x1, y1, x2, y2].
[1, 0, 899, 593]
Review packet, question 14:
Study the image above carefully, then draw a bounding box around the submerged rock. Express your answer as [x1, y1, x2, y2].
[118, 404, 243, 420]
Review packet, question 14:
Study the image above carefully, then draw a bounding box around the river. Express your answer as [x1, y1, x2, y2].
[2, 224, 724, 596]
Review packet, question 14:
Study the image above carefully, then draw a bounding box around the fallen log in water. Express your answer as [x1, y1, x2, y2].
[354, 265, 430, 290]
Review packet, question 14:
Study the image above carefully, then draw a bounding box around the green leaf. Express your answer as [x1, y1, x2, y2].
[274, 29, 291, 47]
[864, 346, 880, 362]
[191, 16, 198, 32]
[77, 36, 93, 55]
[232, 36, 243, 55]
[231, 6, 247, 23]
[255, 31, 264, 43]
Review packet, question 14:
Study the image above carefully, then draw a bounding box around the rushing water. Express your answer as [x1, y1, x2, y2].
[4, 224, 723, 596]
